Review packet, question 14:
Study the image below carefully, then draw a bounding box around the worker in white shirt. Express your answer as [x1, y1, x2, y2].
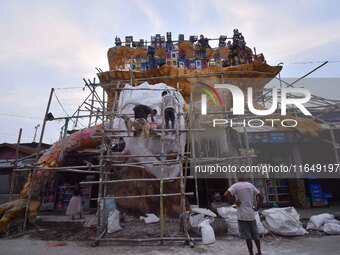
[161, 91, 175, 129]
[224, 178, 264, 255]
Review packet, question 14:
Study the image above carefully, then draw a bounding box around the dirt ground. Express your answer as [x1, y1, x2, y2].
[1, 211, 339, 254]
[15, 214, 313, 242]
[20, 216, 188, 241]
[1, 233, 340, 255]
[26, 221, 97, 241]
[17, 215, 230, 242]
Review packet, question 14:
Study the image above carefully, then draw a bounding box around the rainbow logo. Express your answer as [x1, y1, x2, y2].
[199, 82, 223, 109]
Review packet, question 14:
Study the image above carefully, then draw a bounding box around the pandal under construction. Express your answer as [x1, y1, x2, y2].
[1, 29, 339, 246]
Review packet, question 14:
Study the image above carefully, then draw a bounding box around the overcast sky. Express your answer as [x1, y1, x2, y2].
[1, 0, 340, 144]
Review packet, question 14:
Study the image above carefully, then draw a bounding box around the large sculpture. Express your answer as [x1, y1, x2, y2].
[0, 31, 286, 233]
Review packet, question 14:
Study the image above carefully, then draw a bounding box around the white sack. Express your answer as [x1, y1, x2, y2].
[218, 207, 268, 236]
[107, 210, 122, 233]
[99, 197, 116, 226]
[309, 213, 334, 230]
[255, 212, 269, 235]
[198, 219, 216, 245]
[191, 208, 217, 218]
[262, 207, 307, 236]
[217, 207, 237, 219]
[218, 207, 239, 236]
[306, 221, 318, 231]
[189, 208, 216, 228]
[144, 213, 160, 224]
[189, 213, 205, 228]
[225, 217, 239, 236]
[324, 222, 340, 235]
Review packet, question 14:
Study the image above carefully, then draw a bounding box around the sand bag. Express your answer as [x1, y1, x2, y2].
[218, 207, 239, 236]
[262, 207, 307, 236]
[217, 207, 268, 236]
[217, 206, 236, 219]
[99, 197, 116, 226]
[255, 212, 268, 235]
[198, 219, 216, 245]
[107, 209, 122, 233]
[144, 213, 160, 224]
[225, 216, 239, 236]
[190, 208, 216, 227]
[189, 213, 205, 228]
[324, 221, 340, 235]
[309, 213, 334, 230]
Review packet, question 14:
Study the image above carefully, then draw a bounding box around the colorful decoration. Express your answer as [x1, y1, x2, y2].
[108, 30, 265, 72]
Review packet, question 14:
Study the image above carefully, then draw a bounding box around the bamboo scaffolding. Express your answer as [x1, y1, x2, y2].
[15, 153, 39, 163]
[103, 128, 205, 132]
[96, 88, 106, 235]
[16, 60, 340, 246]
[176, 82, 188, 235]
[36, 165, 100, 170]
[90, 192, 194, 200]
[159, 95, 166, 244]
[9, 128, 23, 201]
[105, 152, 190, 158]
[13, 168, 32, 172]
[57, 169, 101, 174]
[80, 176, 194, 185]
[93, 237, 201, 243]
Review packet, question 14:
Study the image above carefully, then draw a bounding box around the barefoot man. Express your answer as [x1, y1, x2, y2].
[224, 178, 264, 255]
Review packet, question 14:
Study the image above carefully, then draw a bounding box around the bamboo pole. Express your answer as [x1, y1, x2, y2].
[105, 159, 179, 165]
[105, 152, 190, 158]
[36, 165, 100, 170]
[103, 128, 205, 133]
[16, 153, 38, 162]
[80, 176, 194, 185]
[96, 89, 106, 234]
[23, 88, 54, 231]
[102, 90, 110, 200]
[90, 192, 194, 200]
[177, 83, 188, 236]
[92, 228, 107, 247]
[9, 128, 22, 201]
[13, 168, 32, 172]
[58, 169, 101, 174]
[159, 96, 165, 244]
[95, 237, 201, 242]
[88, 85, 95, 127]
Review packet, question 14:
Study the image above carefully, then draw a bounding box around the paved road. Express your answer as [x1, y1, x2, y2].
[0, 234, 340, 255]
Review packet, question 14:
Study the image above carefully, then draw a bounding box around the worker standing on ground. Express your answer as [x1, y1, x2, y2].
[133, 104, 157, 122]
[161, 91, 175, 129]
[224, 178, 264, 255]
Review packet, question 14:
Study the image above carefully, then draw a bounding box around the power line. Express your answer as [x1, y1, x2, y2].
[291, 60, 340, 64]
[54, 86, 85, 90]
[53, 91, 76, 125]
[0, 113, 42, 120]
[0, 131, 55, 143]
[0, 131, 34, 139]
[53, 90, 70, 117]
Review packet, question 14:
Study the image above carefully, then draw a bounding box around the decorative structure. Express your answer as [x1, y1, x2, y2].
[1, 30, 339, 247]
[108, 30, 265, 71]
